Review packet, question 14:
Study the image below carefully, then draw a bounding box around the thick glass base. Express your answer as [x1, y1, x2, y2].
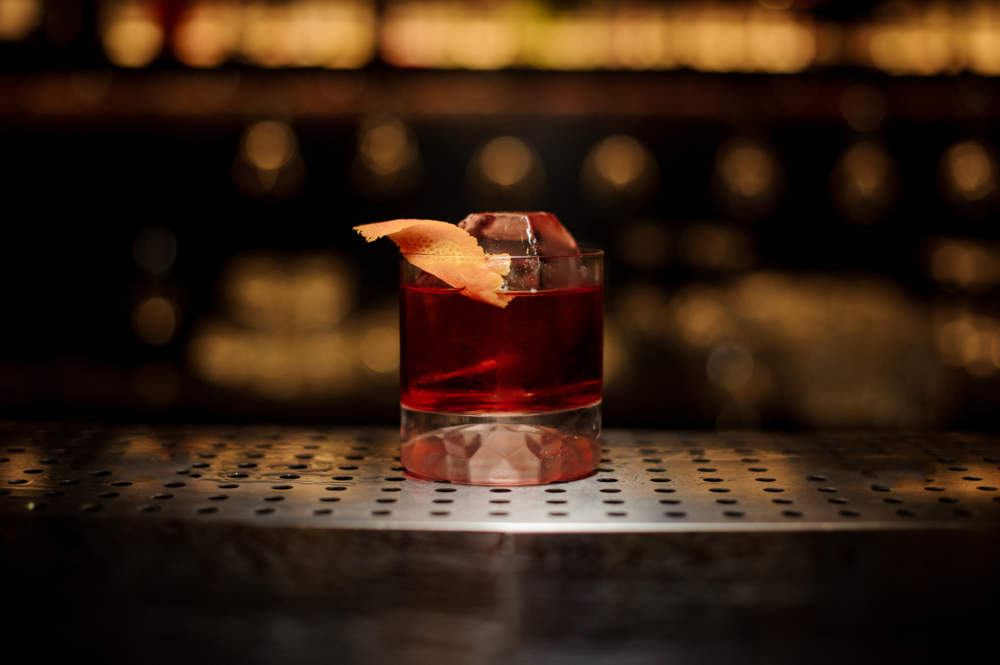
[400, 403, 601, 486]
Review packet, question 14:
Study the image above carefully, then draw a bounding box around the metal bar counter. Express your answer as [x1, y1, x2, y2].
[2, 423, 999, 664]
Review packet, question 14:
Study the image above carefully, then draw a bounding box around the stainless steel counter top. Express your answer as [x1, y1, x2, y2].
[2, 424, 999, 665]
[2, 424, 999, 531]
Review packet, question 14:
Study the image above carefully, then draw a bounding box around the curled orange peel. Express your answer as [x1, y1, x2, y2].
[354, 219, 514, 307]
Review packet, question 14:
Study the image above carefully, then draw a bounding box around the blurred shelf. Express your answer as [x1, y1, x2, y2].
[1, 69, 999, 124]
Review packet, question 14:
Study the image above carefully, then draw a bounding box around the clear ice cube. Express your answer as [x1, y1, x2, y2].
[458, 212, 579, 256]
[458, 212, 583, 290]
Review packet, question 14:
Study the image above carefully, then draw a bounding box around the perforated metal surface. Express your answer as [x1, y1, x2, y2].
[1, 423, 999, 532]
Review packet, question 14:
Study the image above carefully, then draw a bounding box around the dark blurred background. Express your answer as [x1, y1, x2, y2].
[1, 0, 999, 429]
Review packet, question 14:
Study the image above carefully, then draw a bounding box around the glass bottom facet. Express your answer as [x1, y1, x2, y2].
[400, 402, 601, 486]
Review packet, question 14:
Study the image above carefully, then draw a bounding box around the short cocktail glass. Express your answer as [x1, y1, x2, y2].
[399, 250, 603, 485]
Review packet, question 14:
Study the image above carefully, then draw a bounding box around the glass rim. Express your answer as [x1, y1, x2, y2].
[400, 248, 604, 260]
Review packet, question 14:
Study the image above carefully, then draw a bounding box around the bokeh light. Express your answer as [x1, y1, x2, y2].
[0, 0, 40, 41]
[670, 286, 732, 348]
[469, 136, 544, 206]
[581, 134, 658, 211]
[234, 119, 305, 198]
[940, 140, 997, 206]
[186, 251, 391, 403]
[934, 309, 1000, 376]
[603, 323, 627, 388]
[707, 343, 755, 393]
[928, 238, 1000, 291]
[222, 253, 354, 332]
[131, 296, 179, 346]
[243, 120, 296, 172]
[239, 0, 375, 68]
[359, 325, 398, 374]
[831, 141, 899, 224]
[679, 224, 755, 272]
[618, 282, 671, 336]
[353, 114, 421, 197]
[172, 1, 240, 68]
[100, 1, 164, 68]
[714, 138, 782, 220]
[479, 136, 533, 187]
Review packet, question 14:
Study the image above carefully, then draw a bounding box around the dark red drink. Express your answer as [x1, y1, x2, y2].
[401, 285, 602, 413]
[397, 245, 603, 485]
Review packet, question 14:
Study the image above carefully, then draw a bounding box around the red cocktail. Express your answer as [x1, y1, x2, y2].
[399, 250, 604, 485]
[354, 212, 603, 485]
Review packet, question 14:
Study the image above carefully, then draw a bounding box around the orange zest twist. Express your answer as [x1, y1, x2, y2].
[353, 219, 513, 307]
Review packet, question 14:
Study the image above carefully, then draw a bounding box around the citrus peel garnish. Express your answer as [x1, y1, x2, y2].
[353, 219, 513, 307]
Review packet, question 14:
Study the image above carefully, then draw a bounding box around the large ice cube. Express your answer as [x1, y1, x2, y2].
[458, 212, 582, 290]
[458, 212, 579, 256]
